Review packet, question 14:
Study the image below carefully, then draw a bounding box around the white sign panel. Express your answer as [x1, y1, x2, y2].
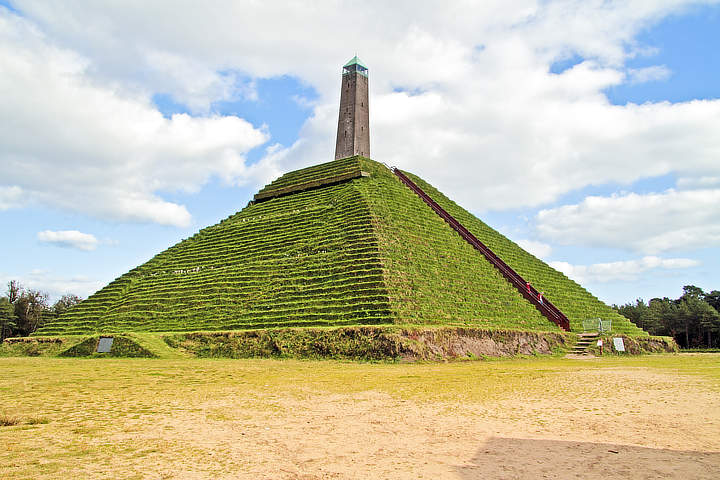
[613, 337, 625, 352]
[97, 336, 114, 353]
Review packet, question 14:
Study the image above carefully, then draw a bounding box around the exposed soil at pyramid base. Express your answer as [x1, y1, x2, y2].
[163, 327, 572, 360]
[2, 327, 677, 360]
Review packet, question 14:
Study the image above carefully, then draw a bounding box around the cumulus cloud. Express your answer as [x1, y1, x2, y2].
[141, 49, 256, 112]
[516, 239, 552, 259]
[37, 230, 99, 251]
[536, 189, 720, 254]
[2, 0, 720, 227]
[0, 270, 103, 300]
[549, 256, 700, 284]
[0, 10, 268, 226]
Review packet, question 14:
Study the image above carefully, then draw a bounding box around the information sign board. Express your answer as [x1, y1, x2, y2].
[97, 336, 114, 353]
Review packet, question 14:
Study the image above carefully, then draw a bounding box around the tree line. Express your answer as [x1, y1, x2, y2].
[613, 285, 720, 349]
[0, 281, 82, 341]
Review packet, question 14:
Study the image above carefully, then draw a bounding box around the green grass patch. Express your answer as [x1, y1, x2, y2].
[58, 336, 156, 358]
[586, 335, 678, 356]
[0, 337, 84, 357]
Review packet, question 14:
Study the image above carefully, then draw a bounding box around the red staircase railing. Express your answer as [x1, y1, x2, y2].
[392, 167, 570, 331]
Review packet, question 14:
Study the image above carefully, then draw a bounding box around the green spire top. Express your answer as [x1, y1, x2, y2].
[343, 55, 368, 70]
[342, 56, 368, 77]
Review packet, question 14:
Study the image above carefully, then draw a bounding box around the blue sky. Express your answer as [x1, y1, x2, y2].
[1, 1, 719, 306]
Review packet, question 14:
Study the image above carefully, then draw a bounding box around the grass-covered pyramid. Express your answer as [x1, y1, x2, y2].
[36, 156, 645, 337]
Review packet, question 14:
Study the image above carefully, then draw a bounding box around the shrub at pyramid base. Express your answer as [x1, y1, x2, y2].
[36, 157, 645, 337]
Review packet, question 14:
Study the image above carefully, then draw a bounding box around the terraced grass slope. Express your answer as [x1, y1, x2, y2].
[36, 156, 644, 336]
[254, 157, 363, 201]
[355, 161, 552, 331]
[38, 174, 392, 336]
[396, 168, 645, 335]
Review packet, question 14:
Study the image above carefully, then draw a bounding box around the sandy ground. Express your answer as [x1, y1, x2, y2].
[2, 355, 720, 479]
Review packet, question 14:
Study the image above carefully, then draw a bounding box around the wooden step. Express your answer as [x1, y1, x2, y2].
[571, 332, 600, 355]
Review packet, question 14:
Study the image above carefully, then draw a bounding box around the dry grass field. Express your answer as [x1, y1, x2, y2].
[2, 353, 719, 479]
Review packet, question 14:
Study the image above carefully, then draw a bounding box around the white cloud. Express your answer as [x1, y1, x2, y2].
[550, 256, 700, 284]
[627, 65, 672, 84]
[37, 230, 99, 251]
[0, 270, 103, 301]
[0, 10, 268, 227]
[141, 49, 256, 112]
[536, 189, 720, 254]
[677, 176, 720, 188]
[0, 185, 23, 210]
[2, 1, 720, 226]
[516, 239, 552, 259]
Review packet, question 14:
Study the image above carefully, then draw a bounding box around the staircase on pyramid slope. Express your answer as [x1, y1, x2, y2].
[391, 167, 570, 331]
[35, 56, 646, 337]
[354, 158, 644, 334]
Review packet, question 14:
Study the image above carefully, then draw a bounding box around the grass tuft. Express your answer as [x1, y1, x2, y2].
[0, 414, 48, 426]
[0, 414, 21, 426]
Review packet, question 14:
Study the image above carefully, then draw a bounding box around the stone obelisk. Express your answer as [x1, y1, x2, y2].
[334, 56, 370, 159]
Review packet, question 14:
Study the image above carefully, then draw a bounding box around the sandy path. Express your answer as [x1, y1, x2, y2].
[3, 356, 720, 479]
[106, 366, 720, 478]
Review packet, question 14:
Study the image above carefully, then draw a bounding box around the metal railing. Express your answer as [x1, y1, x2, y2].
[391, 167, 571, 331]
[582, 318, 612, 333]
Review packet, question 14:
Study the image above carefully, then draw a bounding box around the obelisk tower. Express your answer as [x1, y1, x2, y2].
[334, 56, 370, 159]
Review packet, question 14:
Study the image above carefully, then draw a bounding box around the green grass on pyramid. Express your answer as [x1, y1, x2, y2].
[36, 157, 645, 336]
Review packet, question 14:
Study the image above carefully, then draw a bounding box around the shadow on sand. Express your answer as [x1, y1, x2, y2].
[457, 436, 720, 479]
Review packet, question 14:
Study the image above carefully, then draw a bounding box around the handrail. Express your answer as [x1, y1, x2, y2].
[391, 167, 571, 331]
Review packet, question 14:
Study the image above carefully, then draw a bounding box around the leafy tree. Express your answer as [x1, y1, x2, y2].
[2, 281, 83, 338]
[13, 289, 49, 336]
[6, 281, 49, 336]
[697, 302, 720, 348]
[615, 298, 650, 331]
[706, 290, 720, 313]
[615, 288, 720, 348]
[678, 285, 720, 347]
[7, 280, 21, 304]
[681, 284, 705, 300]
[53, 294, 82, 316]
[648, 297, 680, 338]
[677, 298, 700, 347]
